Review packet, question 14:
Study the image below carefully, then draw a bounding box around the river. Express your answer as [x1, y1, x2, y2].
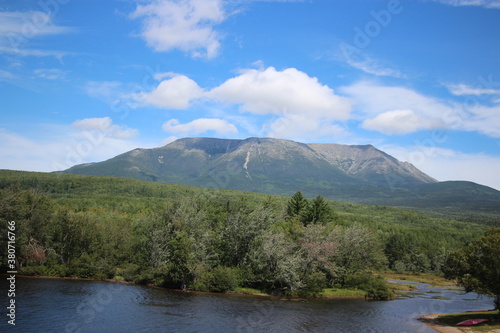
[0, 277, 494, 332]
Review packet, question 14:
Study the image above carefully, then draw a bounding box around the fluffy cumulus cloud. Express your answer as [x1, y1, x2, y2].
[209, 66, 352, 140]
[162, 118, 238, 136]
[210, 67, 351, 119]
[130, 0, 225, 59]
[130, 66, 352, 140]
[134, 74, 204, 109]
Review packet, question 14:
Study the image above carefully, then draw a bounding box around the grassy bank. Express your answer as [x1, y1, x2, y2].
[233, 287, 366, 299]
[436, 310, 499, 332]
[381, 273, 454, 287]
[320, 288, 366, 298]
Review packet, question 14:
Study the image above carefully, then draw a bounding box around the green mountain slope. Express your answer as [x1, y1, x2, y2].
[61, 137, 500, 212]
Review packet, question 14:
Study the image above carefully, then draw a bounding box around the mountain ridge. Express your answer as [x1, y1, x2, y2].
[62, 137, 500, 212]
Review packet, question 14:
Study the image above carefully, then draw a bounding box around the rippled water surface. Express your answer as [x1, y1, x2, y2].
[0, 277, 494, 332]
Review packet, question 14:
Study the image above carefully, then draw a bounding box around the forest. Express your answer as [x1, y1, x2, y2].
[0, 170, 498, 300]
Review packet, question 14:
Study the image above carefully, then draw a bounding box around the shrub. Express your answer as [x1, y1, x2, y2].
[344, 272, 394, 300]
[20, 265, 48, 276]
[192, 266, 241, 292]
[191, 266, 213, 292]
[66, 254, 98, 278]
[211, 266, 241, 292]
[304, 271, 328, 295]
[364, 278, 394, 300]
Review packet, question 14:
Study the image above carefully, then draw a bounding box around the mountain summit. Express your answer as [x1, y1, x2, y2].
[63, 137, 500, 210]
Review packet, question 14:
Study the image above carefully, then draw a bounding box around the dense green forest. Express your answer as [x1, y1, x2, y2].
[0, 170, 497, 299]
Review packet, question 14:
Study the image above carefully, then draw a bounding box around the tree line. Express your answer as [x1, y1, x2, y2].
[0, 171, 496, 303]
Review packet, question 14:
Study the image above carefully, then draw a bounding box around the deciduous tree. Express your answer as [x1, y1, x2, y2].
[444, 228, 500, 310]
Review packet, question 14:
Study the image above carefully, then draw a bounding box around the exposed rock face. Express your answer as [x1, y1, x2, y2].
[308, 143, 436, 185]
[63, 137, 439, 202]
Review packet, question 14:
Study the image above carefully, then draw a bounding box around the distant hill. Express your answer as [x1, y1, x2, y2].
[62, 137, 500, 212]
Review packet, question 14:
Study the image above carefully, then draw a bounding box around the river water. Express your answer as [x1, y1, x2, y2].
[0, 277, 494, 333]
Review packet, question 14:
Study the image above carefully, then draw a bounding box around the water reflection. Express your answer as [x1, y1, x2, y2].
[0, 277, 494, 333]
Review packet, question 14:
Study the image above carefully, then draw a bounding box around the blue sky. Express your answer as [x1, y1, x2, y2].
[1, 0, 500, 190]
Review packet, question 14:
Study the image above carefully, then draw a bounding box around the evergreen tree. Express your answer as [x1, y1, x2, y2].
[301, 195, 332, 225]
[286, 191, 308, 217]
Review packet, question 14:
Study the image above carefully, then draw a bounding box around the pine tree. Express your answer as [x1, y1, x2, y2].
[286, 191, 308, 217]
[300, 195, 332, 225]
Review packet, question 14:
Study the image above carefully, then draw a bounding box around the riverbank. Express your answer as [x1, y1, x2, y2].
[380, 274, 500, 332]
[4, 274, 367, 300]
[419, 313, 464, 333]
[7, 276, 490, 333]
[381, 272, 454, 287]
[420, 310, 500, 333]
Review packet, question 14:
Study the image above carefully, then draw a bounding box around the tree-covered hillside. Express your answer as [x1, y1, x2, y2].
[0, 170, 496, 298]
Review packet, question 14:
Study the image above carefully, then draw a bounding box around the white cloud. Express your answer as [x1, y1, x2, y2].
[0, 128, 66, 172]
[130, 0, 225, 59]
[0, 11, 72, 37]
[34, 68, 68, 80]
[0, 69, 15, 81]
[210, 66, 351, 119]
[265, 114, 350, 142]
[85, 81, 122, 99]
[162, 118, 238, 136]
[0, 118, 145, 172]
[346, 81, 500, 137]
[346, 58, 404, 78]
[153, 72, 178, 81]
[134, 75, 204, 109]
[362, 109, 444, 135]
[444, 83, 500, 96]
[341, 81, 453, 117]
[0, 11, 74, 59]
[84, 81, 134, 109]
[71, 117, 138, 139]
[208, 66, 352, 141]
[130, 65, 352, 141]
[341, 81, 461, 134]
[429, 0, 500, 9]
[0, 46, 69, 59]
[462, 105, 500, 138]
[337, 46, 405, 78]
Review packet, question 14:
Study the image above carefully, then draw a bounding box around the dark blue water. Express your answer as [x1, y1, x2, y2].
[0, 277, 494, 333]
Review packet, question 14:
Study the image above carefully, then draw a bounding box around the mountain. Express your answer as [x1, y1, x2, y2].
[62, 137, 500, 212]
